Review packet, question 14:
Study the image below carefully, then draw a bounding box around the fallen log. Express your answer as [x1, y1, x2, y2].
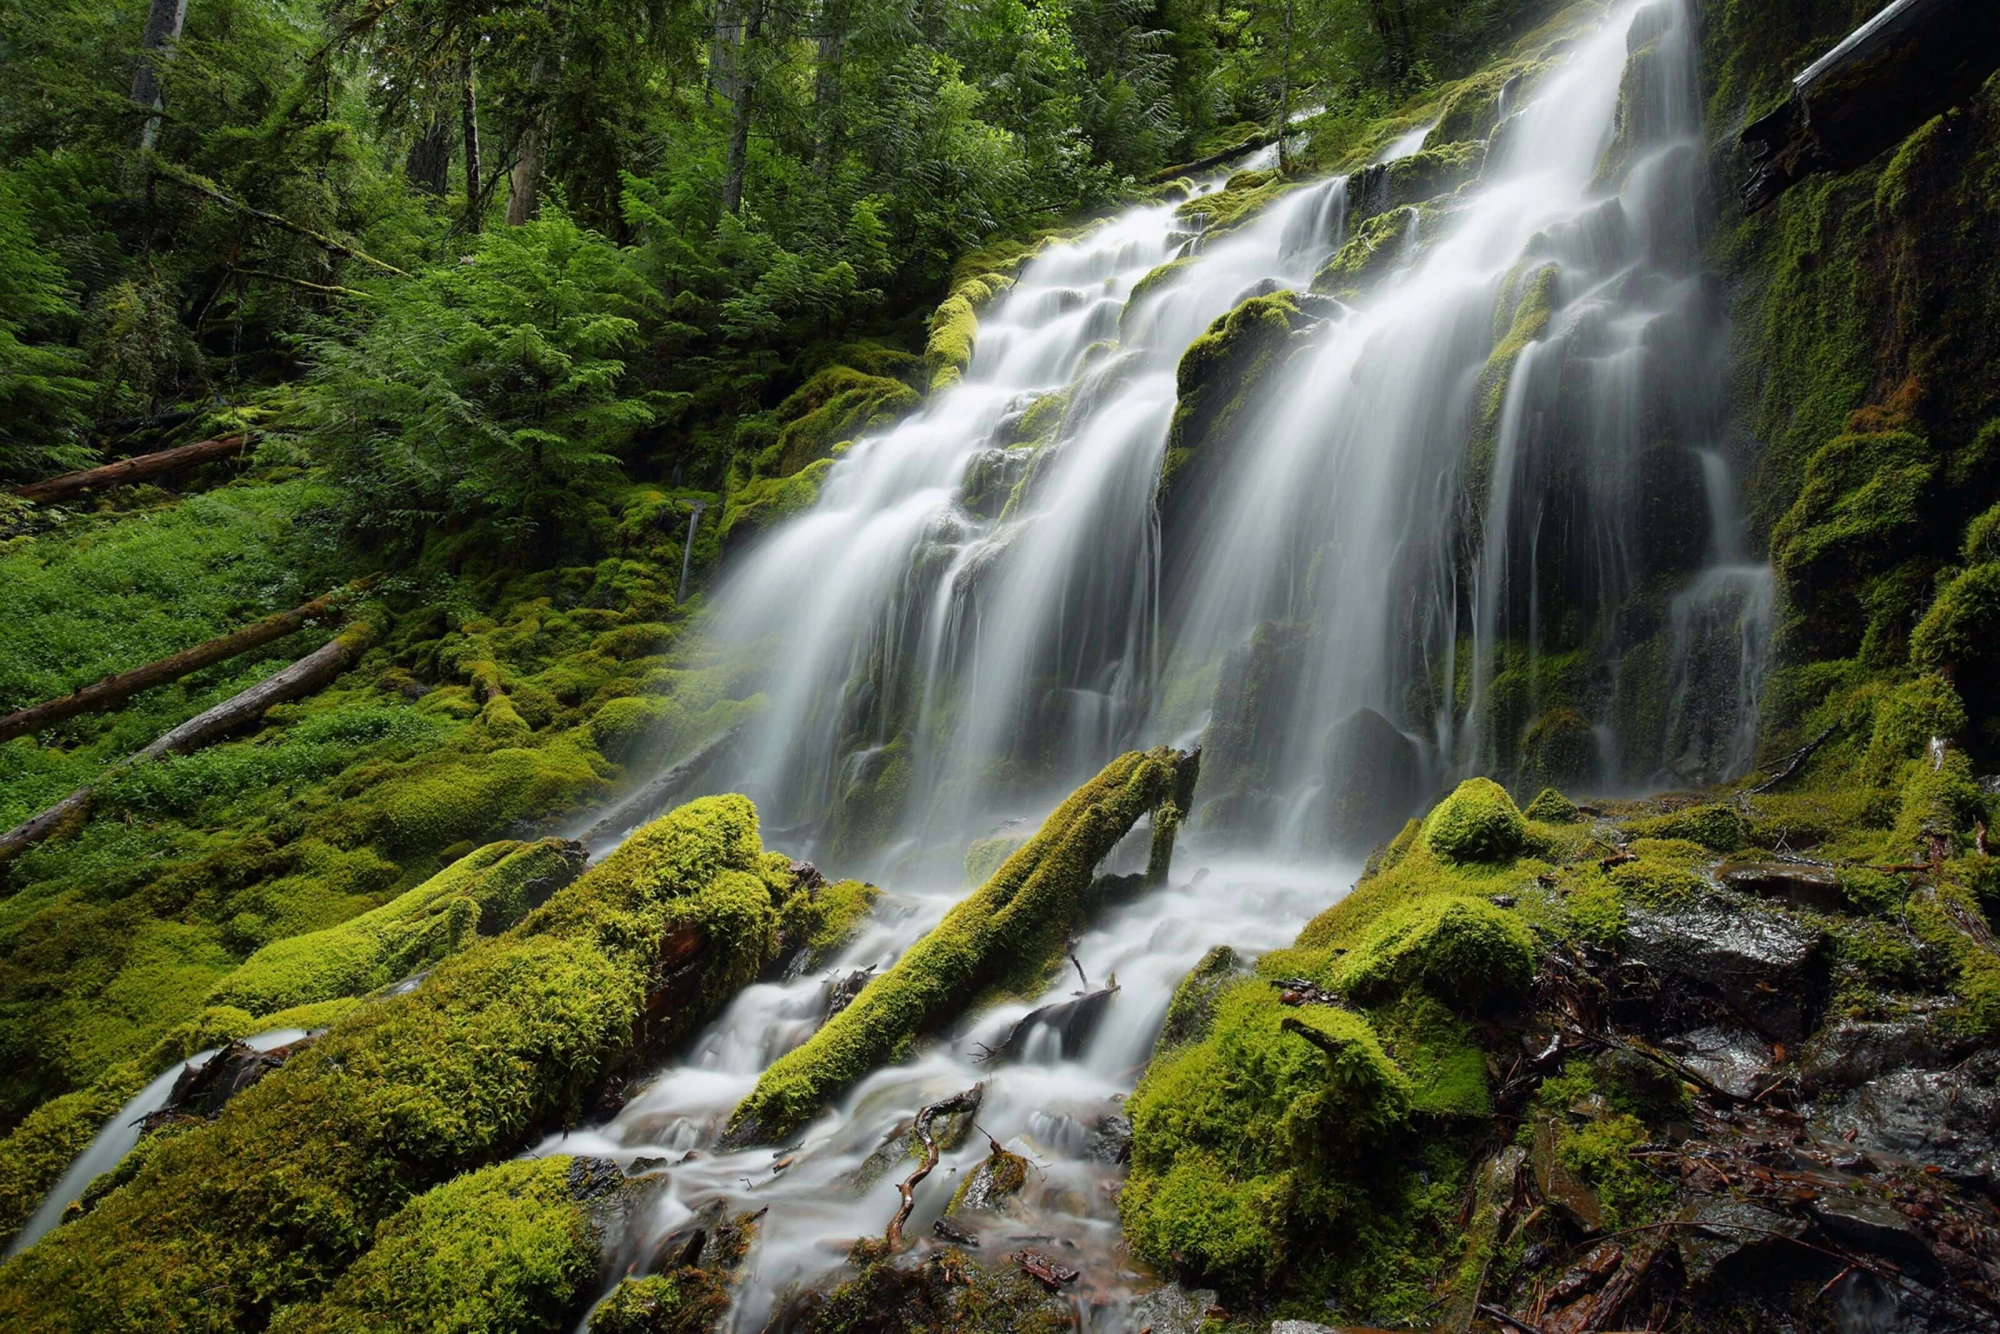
[151, 159, 412, 278]
[1148, 133, 1274, 182]
[1741, 0, 2000, 212]
[0, 579, 375, 743]
[0, 624, 373, 868]
[721, 746, 1194, 1146]
[10, 433, 253, 505]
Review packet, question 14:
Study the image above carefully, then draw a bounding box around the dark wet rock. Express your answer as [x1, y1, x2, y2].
[1661, 1024, 1773, 1101]
[821, 966, 875, 1027]
[1532, 1118, 1603, 1232]
[1622, 898, 1828, 1040]
[1818, 1050, 2000, 1189]
[1153, 944, 1248, 1055]
[1807, 1190, 1946, 1285]
[932, 1215, 979, 1247]
[1323, 707, 1425, 855]
[979, 986, 1117, 1065]
[1086, 1112, 1133, 1165]
[1676, 1198, 1814, 1293]
[627, 1156, 668, 1176]
[1130, 1284, 1220, 1334]
[1270, 1323, 1343, 1334]
[1714, 860, 1850, 913]
[1196, 622, 1308, 845]
[161, 1036, 312, 1121]
[1794, 1017, 1952, 1097]
[565, 1155, 627, 1201]
[948, 1143, 1028, 1216]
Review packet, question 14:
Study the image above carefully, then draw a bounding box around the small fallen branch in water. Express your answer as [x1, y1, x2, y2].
[1011, 1249, 1079, 1291]
[884, 1086, 982, 1250]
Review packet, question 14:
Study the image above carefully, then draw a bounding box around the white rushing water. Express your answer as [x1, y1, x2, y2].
[558, 0, 1777, 1323]
[7, 1026, 307, 1257]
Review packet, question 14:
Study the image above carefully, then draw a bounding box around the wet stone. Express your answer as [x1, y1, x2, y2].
[949, 1144, 1029, 1215]
[1130, 1284, 1219, 1334]
[1794, 1017, 1949, 1097]
[1806, 1190, 1946, 1285]
[980, 986, 1117, 1065]
[1714, 860, 1849, 913]
[1532, 1118, 1604, 1232]
[1661, 1024, 1772, 1100]
[162, 1037, 311, 1120]
[1622, 898, 1827, 1040]
[1818, 1050, 2000, 1188]
[1085, 1112, 1132, 1165]
[1676, 1198, 1814, 1294]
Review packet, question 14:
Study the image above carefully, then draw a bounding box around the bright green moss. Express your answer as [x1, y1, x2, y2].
[588, 1271, 727, 1334]
[0, 794, 798, 1332]
[267, 1157, 601, 1334]
[1382, 140, 1486, 211]
[776, 877, 878, 971]
[1864, 673, 1967, 779]
[719, 457, 835, 545]
[963, 834, 1025, 887]
[1311, 207, 1421, 299]
[1333, 894, 1534, 1012]
[1175, 172, 1296, 236]
[1125, 256, 1195, 314]
[1122, 982, 1410, 1285]
[1623, 803, 1746, 853]
[0, 1065, 144, 1247]
[725, 748, 1184, 1143]
[208, 839, 583, 1016]
[1422, 777, 1527, 864]
[1465, 262, 1559, 511]
[1374, 995, 1492, 1118]
[1161, 292, 1307, 508]
[760, 367, 919, 478]
[926, 294, 980, 390]
[1911, 562, 2000, 677]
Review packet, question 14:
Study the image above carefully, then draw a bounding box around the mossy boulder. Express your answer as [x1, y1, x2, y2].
[760, 366, 920, 479]
[1311, 206, 1419, 299]
[1334, 895, 1535, 1012]
[1160, 293, 1310, 532]
[1323, 707, 1424, 855]
[1422, 778, 1527, 864]
[266, 1156, 608, 1334]
[720, 457, 835, 545]
[588, 1270, 728, 1334]
[1519, 707, 1596, 793]
[1523, 787, 1582, 822]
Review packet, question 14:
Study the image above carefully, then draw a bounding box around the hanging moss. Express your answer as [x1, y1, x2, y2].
[724, 747, 1188, 1144]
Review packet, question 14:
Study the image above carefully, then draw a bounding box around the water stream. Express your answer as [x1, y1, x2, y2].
[560, 0, 1777, 1324]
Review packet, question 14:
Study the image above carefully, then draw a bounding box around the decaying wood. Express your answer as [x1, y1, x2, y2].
[1741, 0, 2000, 212]
[0, 579, 376, 743]
[0, 627, 371, 869]
[884, 1086, 983, 1250]
[11, 433, 252, 504]
[1749, 724, 1836, 794]
[1149, 133, 1275, 182]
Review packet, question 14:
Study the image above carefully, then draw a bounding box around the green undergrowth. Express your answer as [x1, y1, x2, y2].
[724, 746, 1186, 1144]
[0, 793, 821, 1331]
[0, 474, 771, 1132]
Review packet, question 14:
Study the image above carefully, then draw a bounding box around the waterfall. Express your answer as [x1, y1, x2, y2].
[557, 5, 1779, 1323]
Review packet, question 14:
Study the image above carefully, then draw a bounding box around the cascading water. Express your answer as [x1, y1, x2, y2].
[548, 0, 1775, 1325]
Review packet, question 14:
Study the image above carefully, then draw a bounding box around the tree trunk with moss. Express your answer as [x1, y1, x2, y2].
[722, 745, 1196, 1146]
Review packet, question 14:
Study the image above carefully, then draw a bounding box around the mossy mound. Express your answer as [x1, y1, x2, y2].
[267, 1156, 605, 1334]
[1159, 294, 1311, 534]
[0, 794, 812, 1332]
[1421, 777, 1527, 863]
[206, 838, 583, 1016]
[587, 1269, 728, 1334]
[1333, 895, 1534, 1012]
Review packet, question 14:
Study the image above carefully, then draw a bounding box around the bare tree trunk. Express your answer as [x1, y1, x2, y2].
[720, 0, 762, 215]
[406, 109, 452, 196]
[461, 48, 484, 234]
[506, 3, 554, 226]
[132, 0, 190, 153]
[812, 0, 845, 177]
[1277, 0, 1294, 171]
[0, 628, 371, 869]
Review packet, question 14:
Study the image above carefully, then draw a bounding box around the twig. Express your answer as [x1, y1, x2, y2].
[151, 158, 410, 277]
[884, 1086, 981, 1250]
[1477, 1304, 1549, 1334]
[1068, 951, 1088, 989]
[1750, 725, 1835, 794]
[230, 267, 375, 300]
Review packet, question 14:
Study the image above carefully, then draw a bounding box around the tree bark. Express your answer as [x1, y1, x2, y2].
[721, 0, 763, 215]
[132, 0, 191, 153]
[505, 3, 554, 226]
[10, 433, 251, 504]
[0, 580, 374, 743]
[406, 108, 452, 196]
[1741, 0, 2000, 212]
[0, 627, 371, 869]
[461, 48, 484, 234]
[1277, 0, 1294, 171]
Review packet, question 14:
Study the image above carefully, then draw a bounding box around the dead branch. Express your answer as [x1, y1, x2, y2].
[11, 433, 253, 504]
[151, 159, 411, 277]
[884, 1085, 982, 1250]
[1749, 725, 1836, 794]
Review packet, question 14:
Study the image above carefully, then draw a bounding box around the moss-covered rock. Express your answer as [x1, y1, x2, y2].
[1523, 787, 1582, 822]
[724, 747, 1191, 1144]
[0, 795, 810, 1332]
[1333, 895, 1534, 1012]
[1422, 777, 1528, 864]
[266, 1156, 607, 1334]
[206, 839, 585, 1016]
[587, 1270, 728, 1334]
[719, 457, 836, 545]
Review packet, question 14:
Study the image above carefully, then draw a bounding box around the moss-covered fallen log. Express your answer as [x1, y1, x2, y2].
[8, 432, 253, 505]
[723, 746, 1196, 1146]
[0, 579, 374, 743]
[0, 623, 376, 868]
[0, 794, 849, 1332]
